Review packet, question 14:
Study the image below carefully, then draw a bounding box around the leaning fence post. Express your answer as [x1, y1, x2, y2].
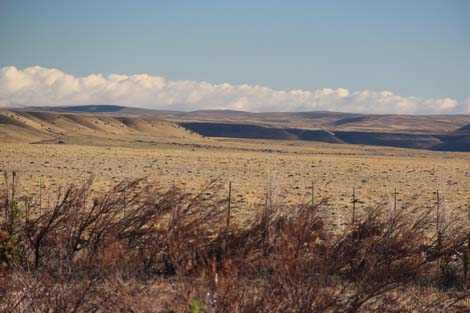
[309, 180, 316, 225]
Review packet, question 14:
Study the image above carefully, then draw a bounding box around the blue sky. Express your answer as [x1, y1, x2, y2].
[0, 0, 469, 113]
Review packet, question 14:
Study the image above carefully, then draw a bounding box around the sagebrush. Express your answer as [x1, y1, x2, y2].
[1, 172, 469, 312]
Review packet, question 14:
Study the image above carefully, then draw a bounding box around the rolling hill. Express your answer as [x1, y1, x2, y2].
[151, 110, 470, 134]
[432, 124, 470, 152]
[0, 108, 204, 145]
[2, 105, 469, 151]
[180, 122, 453, 150]
[33, 105, 469, 134]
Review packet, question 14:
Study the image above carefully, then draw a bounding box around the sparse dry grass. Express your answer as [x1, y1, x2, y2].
[1, 136, 470, 312]
[1, 140, 469, 226]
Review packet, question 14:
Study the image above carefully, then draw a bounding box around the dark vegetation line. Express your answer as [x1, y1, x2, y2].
[1, 170, 470, 312]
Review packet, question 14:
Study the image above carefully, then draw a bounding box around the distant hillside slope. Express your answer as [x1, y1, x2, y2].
[433, 124, 470, 152]
[0, 109, 203, 145]
[181, 122, 343, 143]
[153, 110, 470, 134]
[30, 104, 169, 116]
[5, 105, 469, 151]
[181, 122, 470, 152]
[32, 105, 470, 134]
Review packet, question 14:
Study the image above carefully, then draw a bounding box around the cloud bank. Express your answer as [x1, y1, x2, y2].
[0, 66, 468, 114]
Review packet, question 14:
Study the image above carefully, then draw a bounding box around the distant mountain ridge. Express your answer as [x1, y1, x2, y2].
[5, 105, 468, 152]
[29, 104, 470, 134]
[30, 105, 163, 115]
[48, 104, 126, 112]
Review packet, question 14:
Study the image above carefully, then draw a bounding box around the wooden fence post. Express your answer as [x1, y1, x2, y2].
[465, 204, 470, 288]
[39, 177, 43, 215]
[311, 180, 315, 208]
[436, 190, 441, 249]
[352, 186, 357, 226]
[226, 181, 232, 228]
[3, 170, 8, 229]
[11, 171, 16, 207]
[393, 188, 397, 216]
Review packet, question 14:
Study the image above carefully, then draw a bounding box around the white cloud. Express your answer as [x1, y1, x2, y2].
[0, 65, 468, 114]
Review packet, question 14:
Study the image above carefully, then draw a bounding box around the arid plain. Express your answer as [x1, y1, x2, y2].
[2, 128, 469, 227]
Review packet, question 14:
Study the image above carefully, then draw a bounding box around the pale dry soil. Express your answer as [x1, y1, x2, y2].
[1, 138, 469, 226]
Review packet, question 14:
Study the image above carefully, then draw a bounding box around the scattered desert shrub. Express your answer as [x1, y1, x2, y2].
[0, 171, 469, 312]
